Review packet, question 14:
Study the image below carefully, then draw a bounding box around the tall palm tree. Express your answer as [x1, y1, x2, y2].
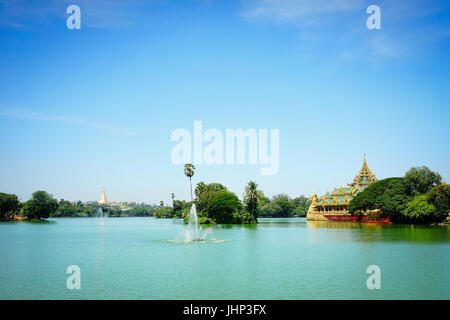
[244, 181, 259, 219]
[184, 163, 195, 202]
[171, 193, 175, 208]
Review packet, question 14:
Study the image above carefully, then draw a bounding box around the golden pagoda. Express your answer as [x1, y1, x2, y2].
[98, 187, 110, 205]
[306, 155, 377, 221]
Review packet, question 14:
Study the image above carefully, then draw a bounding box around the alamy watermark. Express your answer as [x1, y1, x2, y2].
[366, 265, 381, 289]
[366, 5, 381, 30]
[171, 121, 279, 175]
[66, 5, 81, 30]
[66, 265, 81, 290]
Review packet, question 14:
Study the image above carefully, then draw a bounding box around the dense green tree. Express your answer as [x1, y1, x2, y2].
[52, 201, 107, 217]
[180, 201, 194, 219]
[172, 199, 184, 217]
[256, 195, 271, 216]
[259, 200, 283, 217]
[348, 178, 405, 214]
[154, 207, 173, 218]
[128, 207, 155, 217]
[54, 200, 78, 217]
[348, 170, 447, 223]
[257, 194, 309, 217]
[404, 166, 442, 195]
[403, 195, 437, 223]
[196, 182, 228, 213]
[107, 207, 124, 217]
[22, 191, 58, 220]
[375, 179, 412, 222]
[426, 184, 450, 222]
[207, 183, 228, 192]
[270, 194, 294, 217]
[291, 195, 311, 217]
[231, 209, 256, 224]
[208, 191, 243, 224]
[0, 192, 20, 220]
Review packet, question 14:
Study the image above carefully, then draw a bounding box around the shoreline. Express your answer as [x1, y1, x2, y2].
[2, 216, 449, 227]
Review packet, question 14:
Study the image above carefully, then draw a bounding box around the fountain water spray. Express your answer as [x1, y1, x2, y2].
[187, 204, 211, 241]
[98, 207, 105, 225]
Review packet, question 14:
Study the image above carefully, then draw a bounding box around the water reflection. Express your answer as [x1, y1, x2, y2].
[306, 220, 450, 243]
[217, 218, 450, 243]
[257, 217, 305, 228]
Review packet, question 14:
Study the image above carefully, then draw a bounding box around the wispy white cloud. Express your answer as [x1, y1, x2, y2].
[240, 0, 450, 61]
[0, 0, 162, 29]
[241, 0, 364, 25]
[0, 108, 136, 136]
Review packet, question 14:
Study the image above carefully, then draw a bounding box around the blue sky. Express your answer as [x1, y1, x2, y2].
[0, 0, 449, 204]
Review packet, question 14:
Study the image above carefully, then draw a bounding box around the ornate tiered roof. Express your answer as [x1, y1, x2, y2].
[348, 154, 377, 187]
[314, 155, 377, 207]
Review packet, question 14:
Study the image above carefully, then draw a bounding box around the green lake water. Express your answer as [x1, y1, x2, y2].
[0, 218, 448, 299]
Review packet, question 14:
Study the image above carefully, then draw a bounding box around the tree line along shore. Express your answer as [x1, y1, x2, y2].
[0, 185, 311, 224]
[0, 166, 448, 225]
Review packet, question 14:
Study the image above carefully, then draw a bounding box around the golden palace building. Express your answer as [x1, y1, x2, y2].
[306, 155, 377, 221]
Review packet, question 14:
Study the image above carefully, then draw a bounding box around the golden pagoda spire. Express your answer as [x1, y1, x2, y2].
[349, 154, 377, 187]
[361, 153, 369, 171]
[98, 187, 109, 205]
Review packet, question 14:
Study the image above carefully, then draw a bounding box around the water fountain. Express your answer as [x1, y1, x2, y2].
[186, 204, 211, 241]
[162, 204, 226, 244]
[97, 207, 105, 225]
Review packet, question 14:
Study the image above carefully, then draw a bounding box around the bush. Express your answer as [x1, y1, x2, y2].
[236, 210, 257, 224]
[198, 216, 216, 224]
[154, 207, 173, 218]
